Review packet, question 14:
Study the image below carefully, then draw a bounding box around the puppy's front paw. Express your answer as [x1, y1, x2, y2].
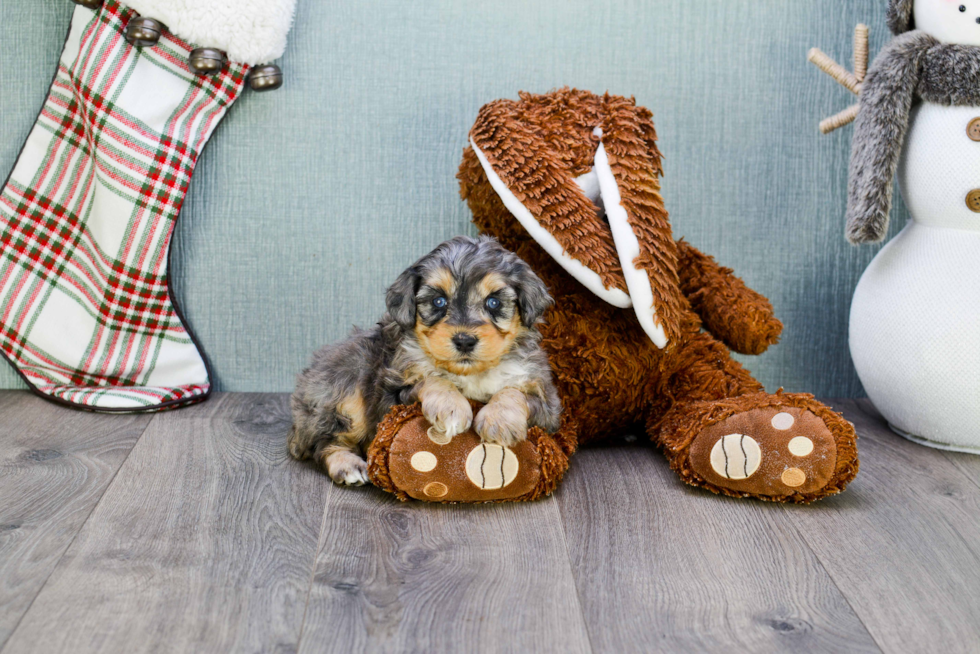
[324, 450, 370, 486]
[422, 387, 473, 439]
[475, 393, 529, 448]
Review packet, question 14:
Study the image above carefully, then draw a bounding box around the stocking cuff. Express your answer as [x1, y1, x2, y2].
[123, 0, 296, 65]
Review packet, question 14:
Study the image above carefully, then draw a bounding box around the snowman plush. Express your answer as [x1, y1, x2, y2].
[844, 0, 980, 452]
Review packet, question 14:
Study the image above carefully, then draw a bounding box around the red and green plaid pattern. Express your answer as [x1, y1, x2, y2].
[0, 1, 248, 411]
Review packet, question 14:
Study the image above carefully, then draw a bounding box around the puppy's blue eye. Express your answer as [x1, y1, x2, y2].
[432, 297, 447, 309]
[485, 297, 501, 311]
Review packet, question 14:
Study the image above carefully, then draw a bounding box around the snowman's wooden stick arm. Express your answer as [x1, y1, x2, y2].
[809, 24, 870, 133]
[820, 104, 860, 135]
[854, 23, 869, 81]
[808, 48, 861, 95]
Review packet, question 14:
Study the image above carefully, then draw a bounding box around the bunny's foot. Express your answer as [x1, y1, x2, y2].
[657, 393, 859, 503]
[368, 402, 573, 503]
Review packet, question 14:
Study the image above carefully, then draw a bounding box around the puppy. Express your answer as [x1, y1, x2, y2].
[287, 235, 562, 486]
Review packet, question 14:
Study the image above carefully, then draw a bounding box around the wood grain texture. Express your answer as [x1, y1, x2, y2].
[782, 399, 980, 653]
[2, 394, 328, 654]
[555, 442, 880, 653]
[299, 486, 592, 654]
[939, 448, 980, 493]
[0, 392, 152, 649]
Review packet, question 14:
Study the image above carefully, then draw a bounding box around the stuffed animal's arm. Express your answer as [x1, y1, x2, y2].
[675, 239, 782, 355]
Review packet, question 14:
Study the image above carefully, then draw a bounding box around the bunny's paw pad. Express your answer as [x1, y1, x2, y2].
[688, 406, 838, 498]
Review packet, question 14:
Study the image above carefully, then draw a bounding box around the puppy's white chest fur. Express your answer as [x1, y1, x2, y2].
[443, 359, 532, 403]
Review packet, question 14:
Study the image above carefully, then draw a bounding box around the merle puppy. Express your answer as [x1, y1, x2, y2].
[288, 236, 561, 485]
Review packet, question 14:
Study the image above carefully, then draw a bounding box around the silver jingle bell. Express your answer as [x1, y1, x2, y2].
[248, 64, 283, 92]
[189, 48, 227, 75]
[70, 0, 104, 9]
[125, 17, 166, 48]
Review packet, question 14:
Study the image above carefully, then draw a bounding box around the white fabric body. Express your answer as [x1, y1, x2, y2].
[124, 0, 296, 64]
[849, 102, 980, 452]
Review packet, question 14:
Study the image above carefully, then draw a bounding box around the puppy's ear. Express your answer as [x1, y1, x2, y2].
[386, 266, 420, 330]
[512, 262, 553, 327]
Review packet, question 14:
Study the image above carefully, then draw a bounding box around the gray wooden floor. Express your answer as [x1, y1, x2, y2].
[1, 392, 979, 654]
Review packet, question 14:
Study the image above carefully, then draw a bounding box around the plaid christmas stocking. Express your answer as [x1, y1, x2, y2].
[0, 0, 294, 411]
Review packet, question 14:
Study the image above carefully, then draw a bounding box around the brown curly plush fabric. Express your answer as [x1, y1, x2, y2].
[371, 88, 859, 504]
[675, 240, 783, 356]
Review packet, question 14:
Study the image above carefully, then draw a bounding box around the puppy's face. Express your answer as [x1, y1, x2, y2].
[415, 268, 520, 375]
[387, 237, 552, 376]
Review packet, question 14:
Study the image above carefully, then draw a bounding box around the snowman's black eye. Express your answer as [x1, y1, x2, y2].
[960, 5, 967, 12]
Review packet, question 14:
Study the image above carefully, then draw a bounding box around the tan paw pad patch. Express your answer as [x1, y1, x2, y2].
[771, 412, 795, 430]
[423, 481, 448, 498]
[709, 434, 761, 480]
[787, 436, 814, 457]
[427, 426, 452, 445]
[781, 468, 807, 487]
[465, 444, 519, 490]
[411, 451, 437, 472]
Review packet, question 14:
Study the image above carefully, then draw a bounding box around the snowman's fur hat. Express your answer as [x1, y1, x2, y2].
[887, 0, 915, 35]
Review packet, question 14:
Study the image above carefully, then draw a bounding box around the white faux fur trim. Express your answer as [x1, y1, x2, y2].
[470, 140, 633, 309]
[123, 0, 296, 65]
[593, 143, 668, 348]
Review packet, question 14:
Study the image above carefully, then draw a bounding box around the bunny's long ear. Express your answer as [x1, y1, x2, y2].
[589, 98, 683, 348]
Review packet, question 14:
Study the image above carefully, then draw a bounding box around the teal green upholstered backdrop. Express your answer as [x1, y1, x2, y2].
[0, 0, 902, 397]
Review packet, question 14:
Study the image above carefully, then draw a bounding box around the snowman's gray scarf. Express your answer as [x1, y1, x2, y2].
[847, 31, 980, 243]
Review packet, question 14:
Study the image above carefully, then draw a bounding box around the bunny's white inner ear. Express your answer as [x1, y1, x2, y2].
[470, 139, 632, 309]
[593, 143, 668, 348]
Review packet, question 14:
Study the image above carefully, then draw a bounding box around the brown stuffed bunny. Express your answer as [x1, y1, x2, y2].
[368, 89, 859, 504]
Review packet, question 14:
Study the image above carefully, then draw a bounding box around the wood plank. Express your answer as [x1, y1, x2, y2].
[0, 391, 152, 649]
[939, 449, 980, 494]
[782, 399, 980, 653]
[556, 441, 879, 653]
[299, 486, 592, 653]
[2, 393, 329, 654]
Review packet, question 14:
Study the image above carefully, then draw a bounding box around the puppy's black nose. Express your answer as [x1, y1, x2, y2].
[451, 333, 479, 353]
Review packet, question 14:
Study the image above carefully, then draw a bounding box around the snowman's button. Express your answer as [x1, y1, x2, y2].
[967, 189, 980, 213]
[968, 118, 980, 142]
